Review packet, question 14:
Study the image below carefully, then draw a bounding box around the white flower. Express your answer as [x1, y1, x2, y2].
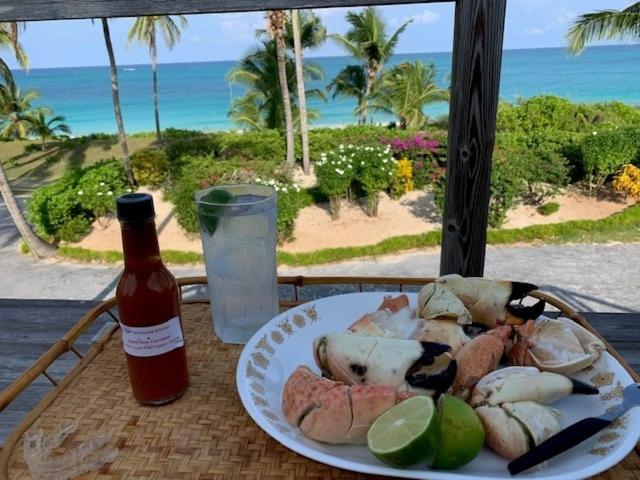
[99, 182, 105, 186]
[335, 168, 344, 175]
[282, 187, 288, 193]
[126, 188, 132, 193]
[383, 159, 388, 164]
[77, 190, 83, 195]
[361, 161, 365, 166]
[592, 131, 598, 135]
[97, 192, 103, 196]
[107, 191, 113, 196]
[256, 177, 262, 183]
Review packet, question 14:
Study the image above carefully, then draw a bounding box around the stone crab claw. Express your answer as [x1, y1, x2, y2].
[508, 317, 606, 375]
[349, 293, 471, 354]
[313, 332, 456, 395]
[475, 401, 562, 460]
[452, 325, 512, 401]
[435, 274, 545, 327]
[282, 366, 412, 444]
[469, 366, 598, 408]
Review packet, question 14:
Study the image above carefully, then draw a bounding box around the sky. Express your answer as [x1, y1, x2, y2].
[2, 0, 635, 69]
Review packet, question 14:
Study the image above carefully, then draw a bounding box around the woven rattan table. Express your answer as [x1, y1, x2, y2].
[1, 276, 639, 479]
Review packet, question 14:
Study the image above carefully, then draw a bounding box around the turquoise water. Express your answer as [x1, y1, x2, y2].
[11, 44, 640, 135]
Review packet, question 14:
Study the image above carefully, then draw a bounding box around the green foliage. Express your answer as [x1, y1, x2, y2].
[255, 178, 303, 244]
[537, 202, 560, 216]
[131, 148, 170, 187]
[315, 146, 356, 197]
[27, 159, 129, 242]
[356, 145, 396, 215]
[214, 130, 284, 163]
[163, 127, 204, 139]
[580, 127, 640, 186]
[23, 142, 40, 154]
[165, 136, 217, 163]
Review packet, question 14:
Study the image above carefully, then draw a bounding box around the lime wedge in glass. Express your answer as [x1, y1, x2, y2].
[367, 396, 438, 468]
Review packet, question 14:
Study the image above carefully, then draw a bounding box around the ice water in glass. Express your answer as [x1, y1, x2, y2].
[195, 184, 279, 344]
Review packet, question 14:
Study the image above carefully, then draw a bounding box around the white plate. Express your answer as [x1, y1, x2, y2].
[236, 292, 640, 480]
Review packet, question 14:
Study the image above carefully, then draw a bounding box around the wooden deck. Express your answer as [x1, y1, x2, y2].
[1, 298, 638, 444]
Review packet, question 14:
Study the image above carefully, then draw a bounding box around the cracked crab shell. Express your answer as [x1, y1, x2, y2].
[475, 401, 562, 460]
[470, 366, 573, 407]
[509, 317, 606, 374]
[313, 333, 424, 389]
[418, 282, 471, 324]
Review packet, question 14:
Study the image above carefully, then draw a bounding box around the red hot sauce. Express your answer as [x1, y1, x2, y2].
[116, 193, 189, 404]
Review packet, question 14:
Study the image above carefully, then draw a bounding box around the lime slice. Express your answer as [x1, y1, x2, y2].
[429, 394, 485, 470]
[367, 396, 438, 467]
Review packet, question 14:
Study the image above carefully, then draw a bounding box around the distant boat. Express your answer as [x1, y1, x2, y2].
[123, 67, 136, 71]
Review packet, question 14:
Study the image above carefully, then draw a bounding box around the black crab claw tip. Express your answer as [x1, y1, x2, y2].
[509, 281, 539, 301]
[506, 298, 546, 321]
[406, 359, 457, 392]
[570, 378, 599, 395]
[418, 342, 452, 365]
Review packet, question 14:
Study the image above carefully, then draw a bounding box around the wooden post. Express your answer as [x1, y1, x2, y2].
[439, 0, 506, 277]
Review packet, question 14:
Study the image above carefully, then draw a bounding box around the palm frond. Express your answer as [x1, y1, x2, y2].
[567, 4, 640, 54]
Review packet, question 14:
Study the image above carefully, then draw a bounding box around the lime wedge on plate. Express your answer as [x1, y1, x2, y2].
[367, 396, 438, 467]
[429, 394, 484, 470]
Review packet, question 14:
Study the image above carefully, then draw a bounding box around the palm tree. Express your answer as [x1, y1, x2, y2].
[267, 11, 295, 166]
[28, 108, 71, 150]
[289, 10, 326, 175]
[366, 61, 449, 130]
[567, 3, 640, 54]
[0, 22, 28, 69]
[0, 49, 54, 258]
[128, 15, 188, 144]
[330, 7, 412, 124]
[101, 18, 135, 186]
[228, 39, 324, 130]
[327, 65, 367, 124]
[0, 74, 40, 139]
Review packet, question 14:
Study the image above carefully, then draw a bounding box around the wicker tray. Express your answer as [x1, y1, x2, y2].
[1, 276, 639, 479]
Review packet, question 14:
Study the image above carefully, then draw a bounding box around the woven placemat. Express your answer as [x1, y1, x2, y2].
[6, 303, 640, 479]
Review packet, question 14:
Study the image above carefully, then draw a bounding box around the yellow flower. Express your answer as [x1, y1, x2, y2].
[395, 158, 414, 194]
[613, 164, 640, 199]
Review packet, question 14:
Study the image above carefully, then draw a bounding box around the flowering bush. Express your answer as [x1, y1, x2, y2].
[255, 177, 303, 244]
[391, 158, 414, 198]
[386, 134, 439, 159]
[315, 145, 356, 219]
[355, 145, 396, 216]
[412, 159, 438, 189]
[28, 159, 130, 242]
[613, 164, 640, 199]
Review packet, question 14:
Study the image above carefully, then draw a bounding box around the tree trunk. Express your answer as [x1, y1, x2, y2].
[41, 137, 46, 151]
[0, 162, 54, 258]
[150, 29, 162, 145]
[101, 18, 135, 186]
[291, 10, 310, 175]
[273, 12, 295, 167]
[362, 66, 376, 125]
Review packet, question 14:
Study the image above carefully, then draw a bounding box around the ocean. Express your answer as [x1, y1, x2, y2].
[11, 44, 640, 135]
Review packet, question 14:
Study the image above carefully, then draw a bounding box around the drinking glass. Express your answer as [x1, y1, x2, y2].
[195, 184, 279, 344]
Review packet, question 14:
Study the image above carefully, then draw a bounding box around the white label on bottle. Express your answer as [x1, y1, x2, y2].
[120, 316, 184, 358]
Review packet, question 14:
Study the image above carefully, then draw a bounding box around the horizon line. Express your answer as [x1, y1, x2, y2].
[11, 43, 634, 72]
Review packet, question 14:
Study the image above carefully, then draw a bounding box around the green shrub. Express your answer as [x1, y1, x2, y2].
[27, 159, 129, 242]
[165, 136, 217, 163]
[355, 145, 396, 216]
[59, 133, 115, 150]
[23, 143, 42, 154]
[580, 127, 640, 189]
[433, 149, 522, 228]
[214, 130, 284, 164]
[537, 202, 560, 216]
[256, 178, 303, 244]
[163, 127, 204, 139]
[56, 216, 93, 242]
[131, 148, 170, 187]
[315, 145, 357, 219]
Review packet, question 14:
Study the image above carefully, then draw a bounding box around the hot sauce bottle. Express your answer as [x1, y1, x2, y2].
[115, 193, 189, 404]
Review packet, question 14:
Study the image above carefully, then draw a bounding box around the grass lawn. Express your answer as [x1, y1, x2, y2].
[1, 137, 155, 193]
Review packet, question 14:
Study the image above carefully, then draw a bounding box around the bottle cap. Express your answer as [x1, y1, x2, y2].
[116, 193, 155, 222]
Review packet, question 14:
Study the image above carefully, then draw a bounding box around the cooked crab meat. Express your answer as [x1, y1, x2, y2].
[418, 282, 472, 325]
[313, 332, 456, 395]
[470, 366, 598, 407]
[435, 274, 545, 327]
[282, 366, 412, 444]
[508, 317, 606, 375]
[452, 325, 512, 401]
